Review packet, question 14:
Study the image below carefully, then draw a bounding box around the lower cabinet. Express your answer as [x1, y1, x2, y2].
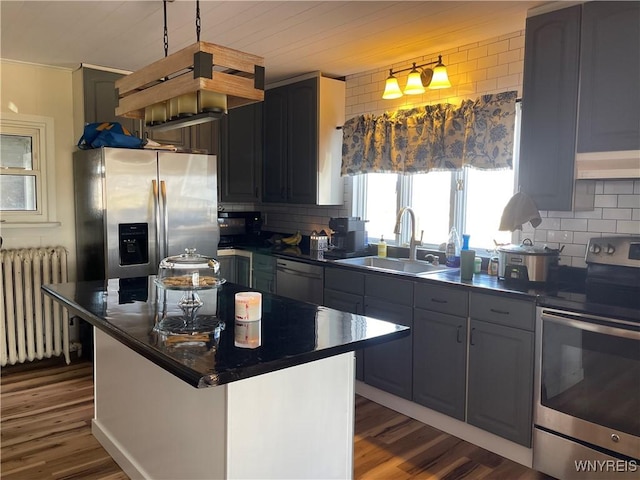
[323, 267, 365, 380]
[252, 253, 276, 294]
[413, 309, 466, 420]
[218, 254, 250, 287]
[467, 319, 534, 446]
[322, 264, 536, 447]
[363, 274, 413, 400]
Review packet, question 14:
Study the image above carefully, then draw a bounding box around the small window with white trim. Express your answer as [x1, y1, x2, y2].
[1, 114, 57, 225]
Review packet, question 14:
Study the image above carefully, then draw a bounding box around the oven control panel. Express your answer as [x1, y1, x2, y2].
[586, 236, 640, 267]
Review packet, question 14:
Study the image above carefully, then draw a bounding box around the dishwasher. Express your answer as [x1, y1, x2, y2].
[275, 258, 324, 305]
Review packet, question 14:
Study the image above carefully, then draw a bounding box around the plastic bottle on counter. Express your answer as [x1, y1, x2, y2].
[462, 234, 470, 250]
[445, 227, 461, 267]
[377, 235, 387, 258]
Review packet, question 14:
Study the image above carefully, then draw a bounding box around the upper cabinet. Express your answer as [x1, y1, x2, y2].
[576, 1, 640, 178]
[219, 102, 263, 203]
[519, 2, 639, 211]
[519, 5, 581, 211]
[73, 65, 219, 153]
[73, 66, 142, 142]
[263, 74, 345, 205]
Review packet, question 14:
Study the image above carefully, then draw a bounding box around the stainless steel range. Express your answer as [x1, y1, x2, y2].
[534, 236, 640, 479]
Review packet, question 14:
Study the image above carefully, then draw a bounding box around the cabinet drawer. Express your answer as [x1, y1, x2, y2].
[414, 283, 468, 317]
[365, 273, 413, 306]
[253, 253, 276, 273]
[324, 267, 365, 296]
[470, 292, 535, 331]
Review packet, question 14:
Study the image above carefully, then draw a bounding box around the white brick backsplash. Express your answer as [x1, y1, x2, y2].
[547, 230, 573, 243]
[635, 180, 640, 194]
[594, 195, 618, 208]
[539, 217, 561, 230]
[588, 219, 617, 232]
[573, 208, 602, 219]
[533, 229, 547, 242]
[634, 209, 640, 221]
[603, 180, 635, 194]
[617, 195, 640, 208]
[560, 218, 588, 231]
[562, 243, 587, 258]
[573, 231, 599, 245]
[546, 210, 575, 218]
[616, 221, 640, 235]
[603, 208, 632, 220]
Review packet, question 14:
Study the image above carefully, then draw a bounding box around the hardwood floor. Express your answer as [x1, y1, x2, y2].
[1, 359, 553, 479]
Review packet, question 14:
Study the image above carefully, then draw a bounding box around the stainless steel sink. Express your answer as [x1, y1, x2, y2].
[333, 256, 451, 275]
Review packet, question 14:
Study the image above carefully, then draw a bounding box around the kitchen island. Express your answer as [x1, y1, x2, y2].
[43, 277, 409, 480]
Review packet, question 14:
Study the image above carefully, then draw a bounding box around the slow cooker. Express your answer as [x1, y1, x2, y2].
[497, 239, 562, 283]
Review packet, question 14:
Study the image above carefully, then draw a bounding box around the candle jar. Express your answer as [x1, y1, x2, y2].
[177, 93, 198, 117]
[145, 102, 167, 126]
[199, 90, 227, 114]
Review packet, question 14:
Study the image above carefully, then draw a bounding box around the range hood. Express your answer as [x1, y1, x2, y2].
[575, 150, 640, 179]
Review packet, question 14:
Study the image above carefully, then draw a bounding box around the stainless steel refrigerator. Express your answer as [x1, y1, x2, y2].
[73, 147, 219, 281]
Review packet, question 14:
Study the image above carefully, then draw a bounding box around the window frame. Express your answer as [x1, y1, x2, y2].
[0, 113, 58, 226]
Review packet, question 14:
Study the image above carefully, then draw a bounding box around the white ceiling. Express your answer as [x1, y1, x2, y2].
[0, 1, 546, 84]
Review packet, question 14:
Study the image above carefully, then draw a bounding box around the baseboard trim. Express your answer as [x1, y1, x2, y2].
[92, 419, 149, 480]
[355, 381, 533, 468]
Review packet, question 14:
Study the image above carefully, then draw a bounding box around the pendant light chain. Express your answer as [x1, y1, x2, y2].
[163, 0, 169, 57]
[196, 0, 201, 42]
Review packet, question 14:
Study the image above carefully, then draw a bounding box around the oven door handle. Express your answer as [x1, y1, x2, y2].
[541, 310, 640, 341]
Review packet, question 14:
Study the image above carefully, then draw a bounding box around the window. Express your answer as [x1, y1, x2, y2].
[353, 103, 520, 252]
[0, 114, 57, 225]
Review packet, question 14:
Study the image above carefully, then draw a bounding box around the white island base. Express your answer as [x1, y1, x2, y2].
[92, 330, 355, 479]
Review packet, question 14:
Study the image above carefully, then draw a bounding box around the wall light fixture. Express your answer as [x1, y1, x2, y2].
[382, 55, 451, 99]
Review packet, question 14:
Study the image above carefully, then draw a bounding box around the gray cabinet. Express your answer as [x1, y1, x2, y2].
[363, 274, 413, 400]
[467, 319, 534, 446]
[519, 5, 581, 211]
[412, 283, 468, 420]
[467, 292, 535, 447]
[73, 66, 142, 140]
[220, 102, 262, 202]
[577, 1, 640, 154]
[324, 267, 365, 380]
[218, 254, 250, 287]
[263, 75, 345, 205]
[252, 253, 276, 294]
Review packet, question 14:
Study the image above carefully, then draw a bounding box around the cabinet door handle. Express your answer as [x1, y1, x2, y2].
[490, 308, 510, 315]
[469, 327, 476, 346]
[456, 325, 463, 343]
[431, 298, 448, 304]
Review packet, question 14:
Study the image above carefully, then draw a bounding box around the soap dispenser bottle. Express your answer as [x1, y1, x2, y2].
[378, 235, 387, 258]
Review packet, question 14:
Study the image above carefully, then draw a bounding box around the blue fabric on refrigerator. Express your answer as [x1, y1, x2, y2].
[77, 122, 143, 150]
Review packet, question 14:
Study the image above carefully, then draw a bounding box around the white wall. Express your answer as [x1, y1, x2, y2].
[1, 59, 78, 278]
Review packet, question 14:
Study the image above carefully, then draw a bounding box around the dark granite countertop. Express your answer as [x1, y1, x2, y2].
[42, 277, 409, 388]
[223, 244, 638, 322]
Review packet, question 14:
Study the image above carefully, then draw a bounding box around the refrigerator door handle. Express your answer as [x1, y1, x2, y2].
[152, 179, 161, 266]
[161, 180, 168, 259]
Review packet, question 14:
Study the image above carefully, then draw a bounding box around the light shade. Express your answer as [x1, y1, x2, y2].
[429, 62, 451, 89]
[382, 72, 403, 100]
[404, 64, 426, 95]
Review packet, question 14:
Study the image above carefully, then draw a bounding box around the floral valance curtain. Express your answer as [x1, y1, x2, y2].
[341, 91, 517, 176]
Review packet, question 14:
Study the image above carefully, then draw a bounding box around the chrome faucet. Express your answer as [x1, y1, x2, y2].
[394, 206, 420, 262]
